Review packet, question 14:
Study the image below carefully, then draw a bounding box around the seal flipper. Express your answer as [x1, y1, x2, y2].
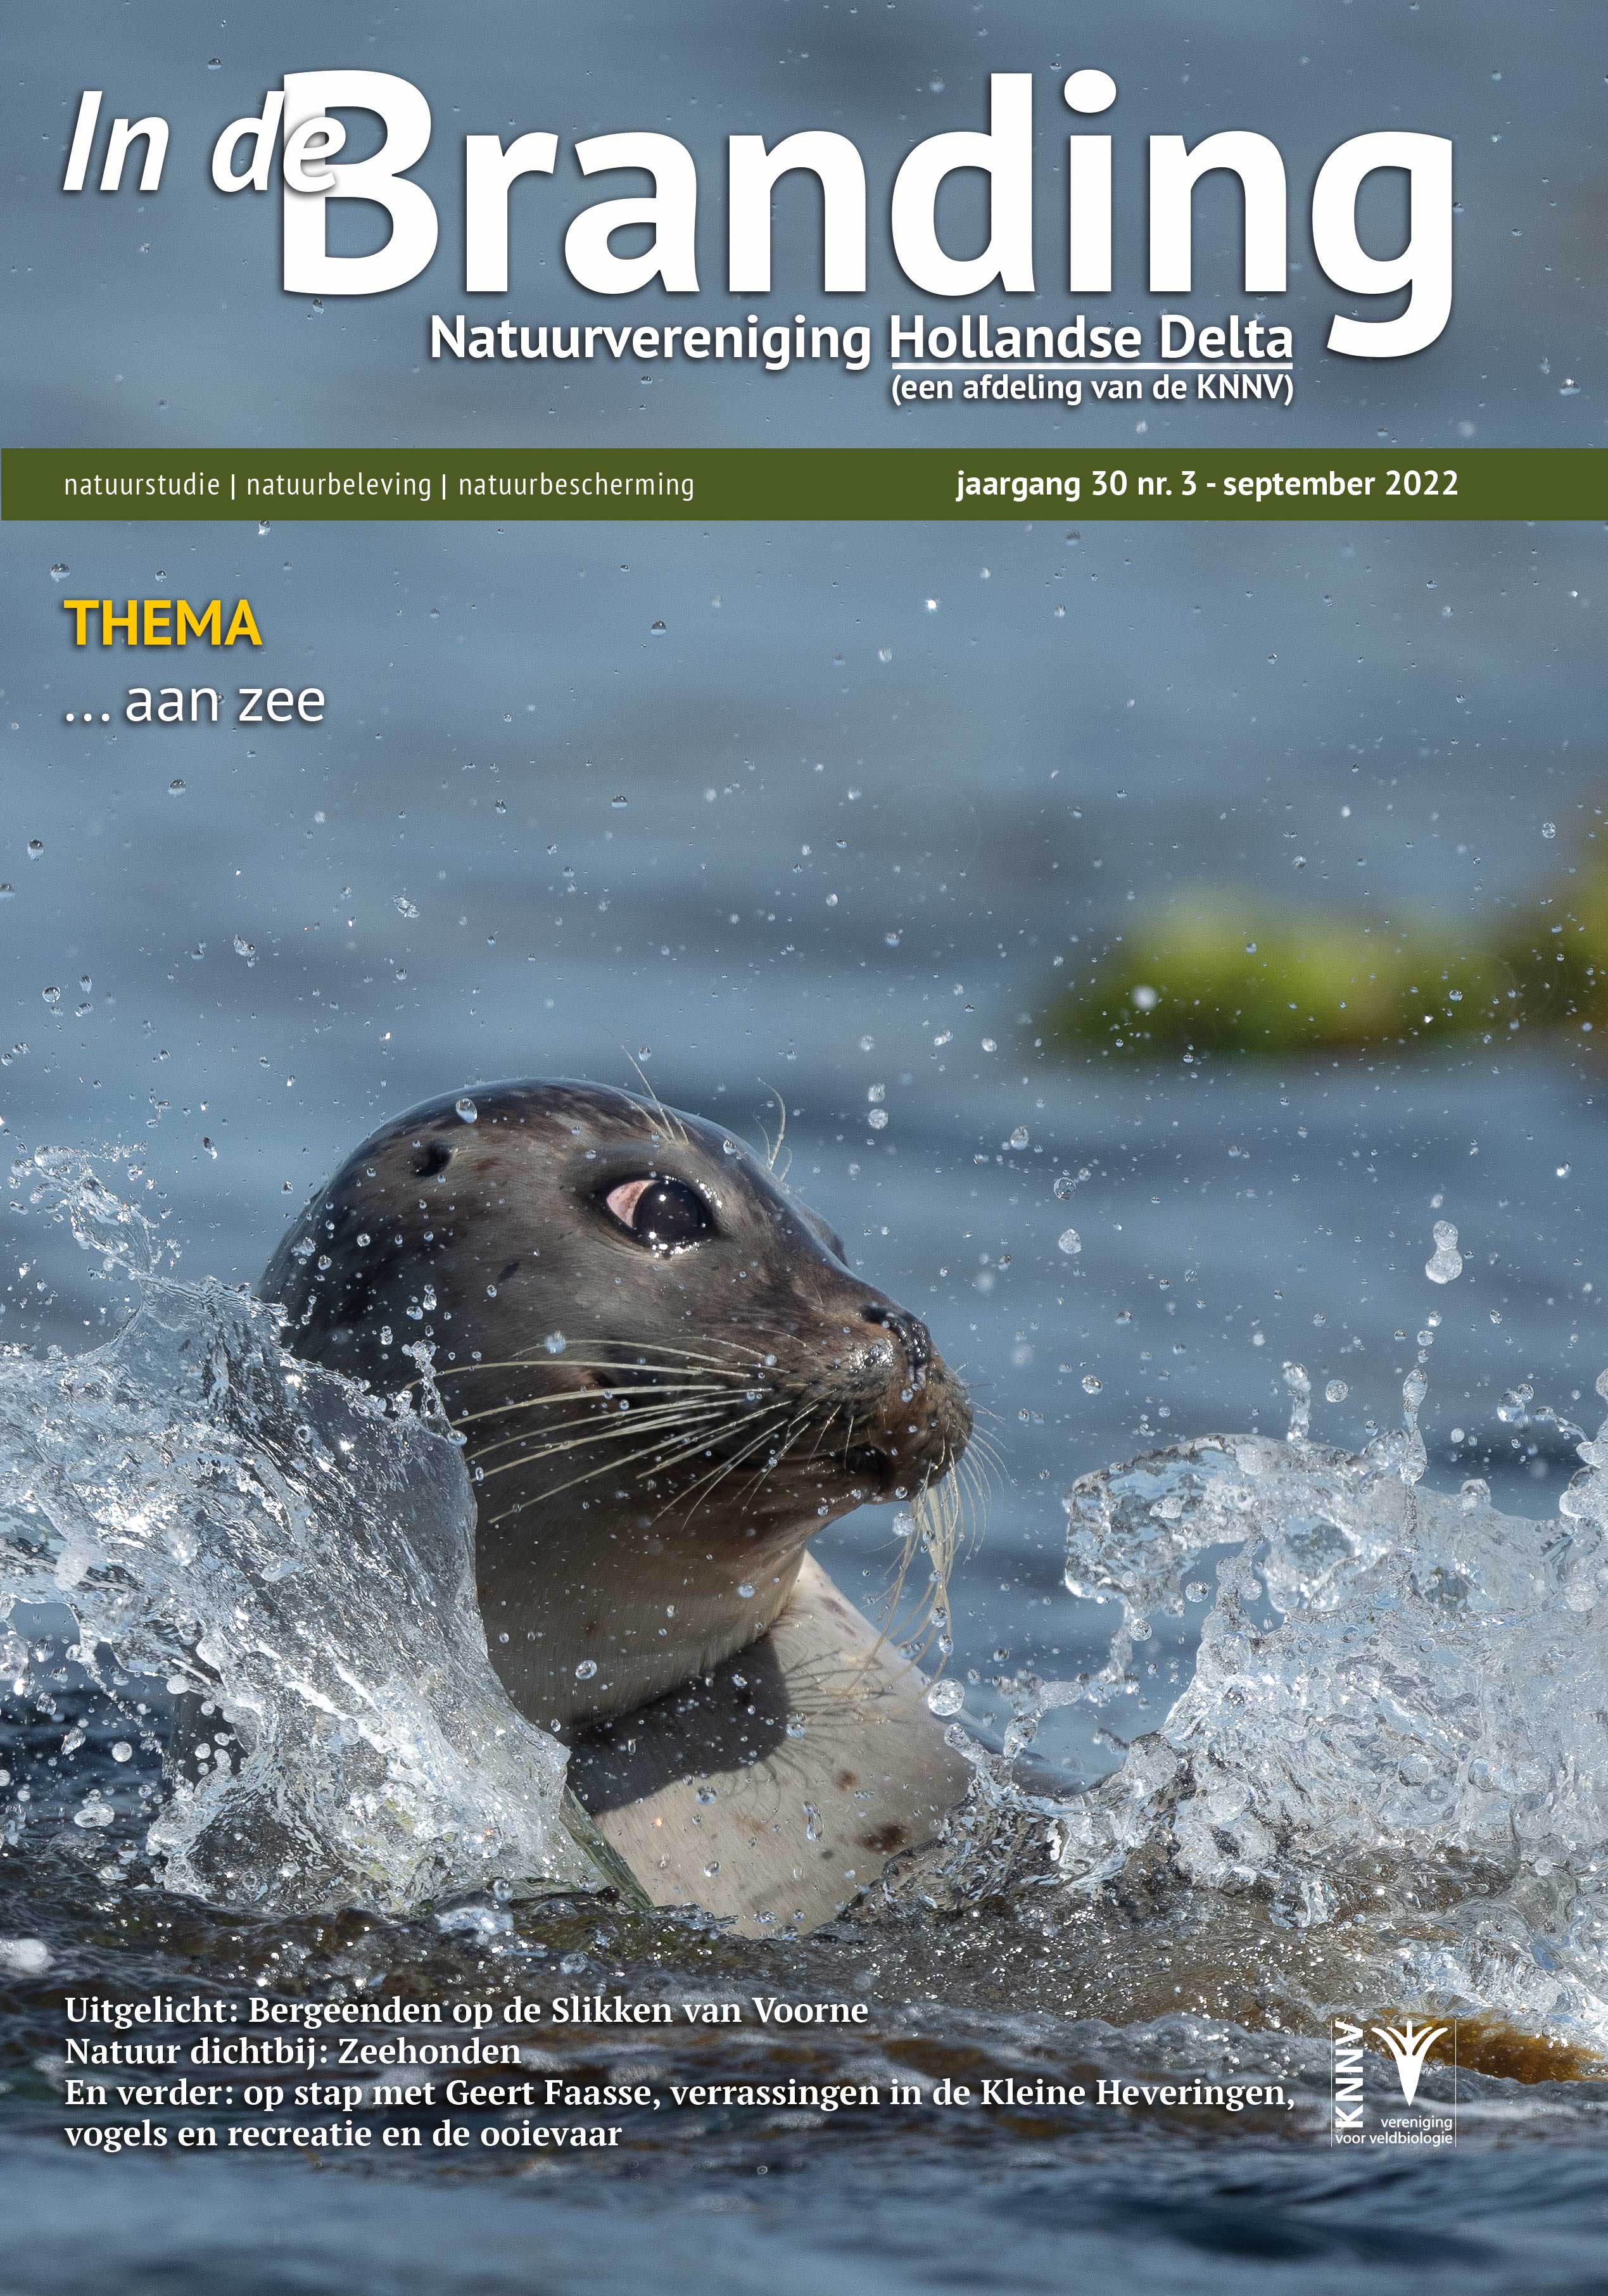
[566, 1553, 973, 1936]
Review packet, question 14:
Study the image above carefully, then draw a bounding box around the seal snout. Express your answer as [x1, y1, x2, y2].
[838, 1297, 972, 1496]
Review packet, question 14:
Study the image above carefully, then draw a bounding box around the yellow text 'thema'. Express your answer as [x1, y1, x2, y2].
[61, 598, 262, 647]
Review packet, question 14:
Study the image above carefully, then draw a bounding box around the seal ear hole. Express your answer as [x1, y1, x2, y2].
[412, 1141, 454, 1179]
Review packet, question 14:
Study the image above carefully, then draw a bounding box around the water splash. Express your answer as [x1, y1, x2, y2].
[1049, 1374, 1608, 2045]
[0, 1152, 595, 1915]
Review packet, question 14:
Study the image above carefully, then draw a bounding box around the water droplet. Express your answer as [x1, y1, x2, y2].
[111, 1741, 132, 1763]
[168, 779, 186, 796]
[574, 1658, 598, 1680]
[1326, 1380, 1348, 1404]
[877, 646, 893, 663]
[1424, 1219, 1463, 1284]
[1542, 821, 1557, 840]
[868, 1109, 889, 1130]
[394, 895, 419, 919]
[611, 795, 627, 808]
[1058, 1228, 1082, 1256]
[454, 1096, 478, 1124]
[736, 1582, 756, 1599]
[41, 987, 60, 1008]
[544, 1331, 566, 1354]
[1009, 1125, 1029, 1148]
[49, 564, 68, 583]
[926, 1679, 965, 1717]
[981, 1036, 997, 1053]
[25, 841, 43, 861]
[1081, 1373, 1101, 1392]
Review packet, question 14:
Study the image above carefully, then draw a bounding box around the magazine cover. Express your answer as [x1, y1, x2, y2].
[2, 6, 1604, 2290]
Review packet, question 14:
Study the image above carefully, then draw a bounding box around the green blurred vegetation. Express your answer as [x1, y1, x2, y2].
[1048, 880, 1608, 1059]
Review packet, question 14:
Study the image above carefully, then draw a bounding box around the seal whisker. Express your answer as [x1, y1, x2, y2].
[856, 1464, 966, 1680]
[800, 1401, 849, 1467]
[653, 1400, 797, 1523]
[670, 1415, 794, 1522]
[956, 1449, 992, 1540]
[755, 1081, 786, 1175]
[468, 1406, 737, 1475]
[620, 1387, 785, 1479]
[505, 1340, 764, 1373]
[656, 1395, 795, 1502]
[468, 1394, 737, 1459]
[436, 1345, 762, 1380]
[628, 1408, 781, 1487]
[470, 1401, 738, 1479]
[466, 1404, 735, 1471]
[623, 1054, 690, 1147]
[966, 1434, 1009, 1490]
[448, 1377, 735, 1432]
[482, 1403, 759, 1521]
[620, 1425, 755, 1486]
[585, 1403, 768, 1485]
[726, 1394, 815, 1484]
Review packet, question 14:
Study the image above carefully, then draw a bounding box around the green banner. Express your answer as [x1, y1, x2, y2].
[3, 446, 1600, 522]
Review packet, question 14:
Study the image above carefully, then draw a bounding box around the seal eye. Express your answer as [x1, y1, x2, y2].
[604, 1176, 714, 1251]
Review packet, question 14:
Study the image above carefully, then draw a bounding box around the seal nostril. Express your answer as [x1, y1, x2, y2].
[861, 1303, 934, 1373]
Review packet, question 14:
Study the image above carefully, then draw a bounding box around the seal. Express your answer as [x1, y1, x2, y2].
[260, 1079, 975, 1933]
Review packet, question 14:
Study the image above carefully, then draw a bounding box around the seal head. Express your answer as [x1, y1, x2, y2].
[262, 1080, 972, 1736]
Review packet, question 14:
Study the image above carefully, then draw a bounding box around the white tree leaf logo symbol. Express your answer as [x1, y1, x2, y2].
[1371, 2021, 1448, 2104]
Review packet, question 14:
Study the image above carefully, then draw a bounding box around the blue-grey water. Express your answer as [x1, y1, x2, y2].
[2, 3, 1606, 2290]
